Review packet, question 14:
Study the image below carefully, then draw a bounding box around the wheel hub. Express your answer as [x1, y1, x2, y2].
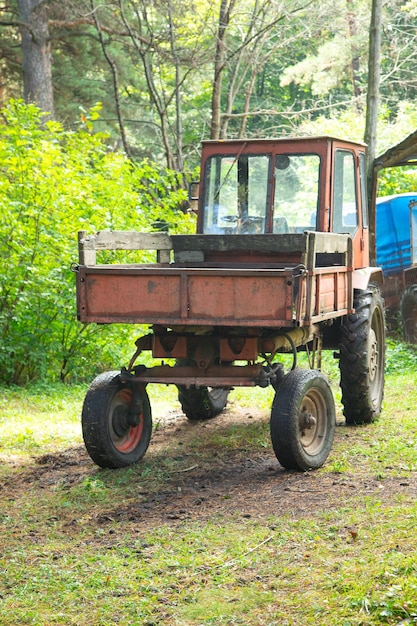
[112, 405, 129, 437]
[298, 393, 326, 452]
[301, 409, 317, 430]
[368, 328, 378, 382]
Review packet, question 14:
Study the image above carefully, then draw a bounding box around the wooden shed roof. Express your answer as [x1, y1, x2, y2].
[374, 129, 417, 171]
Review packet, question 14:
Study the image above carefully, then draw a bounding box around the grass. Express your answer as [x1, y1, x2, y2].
[0, 340, 416, 625]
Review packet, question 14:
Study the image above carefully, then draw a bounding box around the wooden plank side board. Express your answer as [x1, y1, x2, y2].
[312, 232, 352, 254]
[78, 230, 352, 267]
[78, 231, 173, 265]
[92, 231, 172, 251]
[171, 232, 351, 254]
[294, 267, 350, 324]
[171, 233, 308, 254]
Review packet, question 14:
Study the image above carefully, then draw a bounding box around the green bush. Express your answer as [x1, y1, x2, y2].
[0, 100, 194, 384]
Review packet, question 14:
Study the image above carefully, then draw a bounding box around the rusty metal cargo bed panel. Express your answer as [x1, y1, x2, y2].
[77, 265, 294, 326]
[76, 263, 351, 327]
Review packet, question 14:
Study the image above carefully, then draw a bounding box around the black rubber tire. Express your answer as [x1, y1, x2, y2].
[270, 369, 335, 471]
[82, 371, 152, 469]
[177, 386, 229, 421]
[400, 284, 417, 344]
[339, 286, 385, 425]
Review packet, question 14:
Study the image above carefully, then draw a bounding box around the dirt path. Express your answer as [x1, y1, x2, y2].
[2, 404, 415, 534]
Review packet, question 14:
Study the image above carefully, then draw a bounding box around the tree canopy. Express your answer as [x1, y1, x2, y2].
[1, 0, 417, 166]
[0, 99, 193, 384]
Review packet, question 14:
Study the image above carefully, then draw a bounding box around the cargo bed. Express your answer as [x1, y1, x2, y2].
[75, 230, 354, 328]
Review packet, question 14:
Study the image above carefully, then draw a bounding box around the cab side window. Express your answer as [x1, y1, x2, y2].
[359, 152, 368, 228]
[332, 150, 358, 234]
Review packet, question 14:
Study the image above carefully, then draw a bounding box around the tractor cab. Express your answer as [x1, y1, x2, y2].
[195, 136, 369, 269]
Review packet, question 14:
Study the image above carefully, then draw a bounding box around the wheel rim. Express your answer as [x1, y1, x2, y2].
[369, 305, 384, 406]
[298, 388, 327, 456]
[209, 388, 225, 401]
[109, 388, 144, 454]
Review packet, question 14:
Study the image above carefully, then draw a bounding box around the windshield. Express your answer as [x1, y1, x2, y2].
[202, 152, 321, 234]
[273, 154, 320, 233]
[202, 154, 270, 234]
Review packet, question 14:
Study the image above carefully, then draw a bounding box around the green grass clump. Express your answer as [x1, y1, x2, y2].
[1, 505, 416, 625]
[0, 383, 85, 465]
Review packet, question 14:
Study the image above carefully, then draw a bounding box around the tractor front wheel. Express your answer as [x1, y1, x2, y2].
[270, 369, 335, 471]
[82, 371, 152, 468]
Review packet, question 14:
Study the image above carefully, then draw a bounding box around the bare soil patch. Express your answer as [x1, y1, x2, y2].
[1, 404, 415, 534]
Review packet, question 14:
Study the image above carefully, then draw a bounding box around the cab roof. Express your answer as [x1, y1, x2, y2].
[201, 136, 366, 148]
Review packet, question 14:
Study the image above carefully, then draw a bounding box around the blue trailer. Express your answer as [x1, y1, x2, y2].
[376, 193, 417, 339]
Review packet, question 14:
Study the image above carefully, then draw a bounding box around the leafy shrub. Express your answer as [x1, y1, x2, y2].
[385, 338, 417, 374]
[0, 100, 194, 384]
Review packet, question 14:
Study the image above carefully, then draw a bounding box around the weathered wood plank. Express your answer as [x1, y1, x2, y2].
[374, 128, 417, 171]
[93, 231, 172, 250]
[78, 231, 173, 265]
[78, 231, 96, 265]
[171, 233, 307, 253]
[171, 232, 351, 255]
[78, 230, 351, 266]
[311, 231, 351, 254]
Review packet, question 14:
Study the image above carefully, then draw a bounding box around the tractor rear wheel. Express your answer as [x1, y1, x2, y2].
[400, 284, 417, 343]
[177, 386, 229, 421]
[339, 286, 385, 424]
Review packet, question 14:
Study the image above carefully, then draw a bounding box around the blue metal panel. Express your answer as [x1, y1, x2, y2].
[376, 193, 417, 274]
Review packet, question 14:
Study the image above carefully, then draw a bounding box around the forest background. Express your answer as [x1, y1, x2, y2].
[1, 0, 417, 385]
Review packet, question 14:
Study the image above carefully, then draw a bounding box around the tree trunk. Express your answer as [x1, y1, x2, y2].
[168, 0, 183, 171]
[91, 0, 132, 159]
[364, 0, 383, 265]
[346, 0, 362, 110]
[17, 0, 54, 117]
[117, 0, 175, 168]
[210, 0, 236, 140]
